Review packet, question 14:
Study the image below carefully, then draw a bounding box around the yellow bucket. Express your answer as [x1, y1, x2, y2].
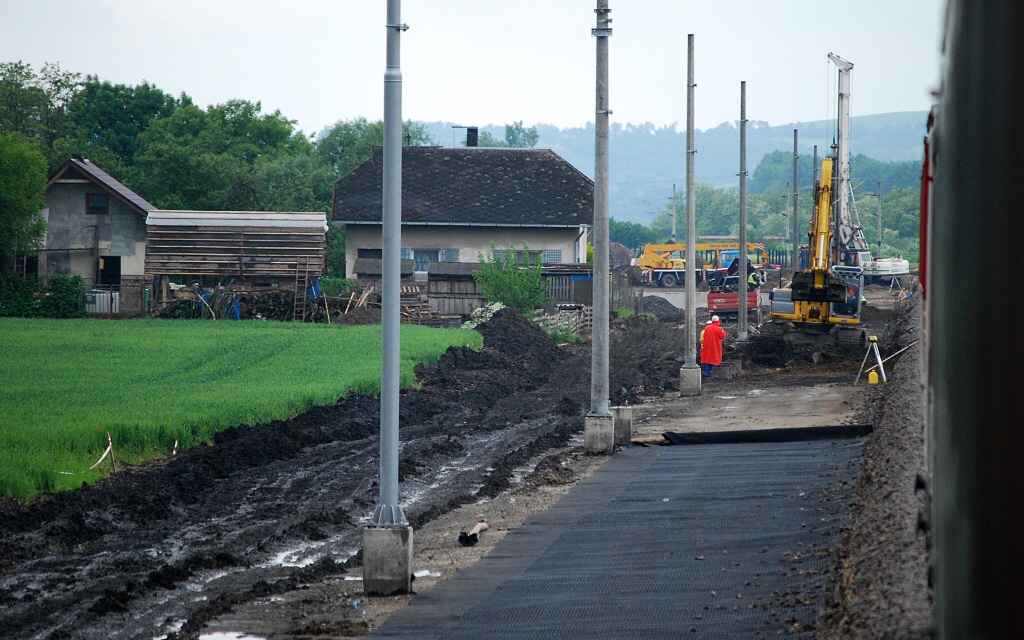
[868, 370, 879, 385]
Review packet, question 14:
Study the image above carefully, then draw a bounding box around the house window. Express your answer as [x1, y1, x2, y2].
[414, 249, 439, 272]
[86, 193, 110, 214]
[543, 250, 562, 264]
[440, 248, 460, 262]
[493, 249, 542, 265]
[358, 248, 383, 259]
[400, 248, 412, 260]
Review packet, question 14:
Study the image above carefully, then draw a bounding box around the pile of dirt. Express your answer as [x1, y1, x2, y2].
[818, 300, 932, 639]
[636, 295, 685, 323]
[608, 315, 686, 404]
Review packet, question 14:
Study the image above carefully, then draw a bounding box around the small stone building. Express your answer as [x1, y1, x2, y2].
[38, 155, 155, 314]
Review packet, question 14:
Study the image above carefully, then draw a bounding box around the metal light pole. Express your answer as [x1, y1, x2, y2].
[671, 183, 678, 241]
[584, 0, 614, 453]
[876, 181, 882, 254]
[363, 0, 412, 596]
[792, 129, 799, 272]
[738, 81, 748, 341]
[679, 34, 701, 396]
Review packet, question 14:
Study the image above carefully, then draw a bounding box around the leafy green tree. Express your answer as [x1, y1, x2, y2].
[59, 77, 180, 167]
[131, 103, 239, 209]
[474, 243, 550, 314]
[241, 152, 335, 212]
[610, 218, 660, 252]
[317, 117, 435, 178]
[325, 225, 346, 278]
[132, 100, 309, 210]
[477, 121, 539, 148]
[0, 62, 82, 154]
[504, 121, 539, 148]
[0, 132, 47, 274]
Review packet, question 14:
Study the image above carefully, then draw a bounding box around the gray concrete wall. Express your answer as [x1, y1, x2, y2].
[343, 224, 586, 280]
[40, 182, 147, 287]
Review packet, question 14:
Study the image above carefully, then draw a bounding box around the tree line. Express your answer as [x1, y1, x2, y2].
[611, 151, 922, 265]
[1, 60, 920, 276]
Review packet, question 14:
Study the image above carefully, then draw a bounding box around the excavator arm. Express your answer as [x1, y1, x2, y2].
[790, 158, 847, 304]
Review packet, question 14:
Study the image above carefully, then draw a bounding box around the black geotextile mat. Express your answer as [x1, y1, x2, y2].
[662, 424, 873, 445]
[370, 438, 863, 639]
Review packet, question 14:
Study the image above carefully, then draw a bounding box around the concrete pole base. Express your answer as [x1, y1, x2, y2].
[611, 406, 633, 446]
[584, 413, 615, 454]
[363, 525, 413, 596]
[680, 366, 702, 396]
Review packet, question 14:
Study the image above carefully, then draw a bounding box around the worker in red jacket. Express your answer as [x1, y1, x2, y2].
[700, 315, 727, 378]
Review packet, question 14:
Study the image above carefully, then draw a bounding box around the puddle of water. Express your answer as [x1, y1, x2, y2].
[198, 633, 267, 640]
[715, 395, 738, 400]
[747, 389, 765, 397]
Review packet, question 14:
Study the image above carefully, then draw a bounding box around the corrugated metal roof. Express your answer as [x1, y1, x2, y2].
[46, 157, 156, 215]
[147, 210, 328, 229]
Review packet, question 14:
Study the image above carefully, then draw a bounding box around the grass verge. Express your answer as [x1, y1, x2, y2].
[0, 318, 481, 502]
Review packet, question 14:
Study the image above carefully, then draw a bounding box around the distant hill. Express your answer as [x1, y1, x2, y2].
[420, 112, 927, 224]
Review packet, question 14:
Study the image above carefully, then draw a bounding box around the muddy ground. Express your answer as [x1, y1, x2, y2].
[0, 287, 930, 639]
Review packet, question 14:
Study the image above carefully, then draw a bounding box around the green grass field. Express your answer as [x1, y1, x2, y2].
[0, 318, 481, 502]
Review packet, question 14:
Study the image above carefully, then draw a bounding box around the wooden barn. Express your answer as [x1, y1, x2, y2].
[145, 210, 327, 306]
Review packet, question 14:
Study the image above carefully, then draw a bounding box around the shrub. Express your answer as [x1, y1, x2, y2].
[320, 276, 360, 297]
[0, 274, 83, 318]
[473, 243, 550, 315]
[38, 276, 85, 318]
[0, 274, 39, 317]
[544, 327, 580, 344]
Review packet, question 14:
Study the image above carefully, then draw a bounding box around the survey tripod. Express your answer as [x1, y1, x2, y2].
[854, 335, 887, 386]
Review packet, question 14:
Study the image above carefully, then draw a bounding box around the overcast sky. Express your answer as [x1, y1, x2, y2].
[2, 0, 944, 136]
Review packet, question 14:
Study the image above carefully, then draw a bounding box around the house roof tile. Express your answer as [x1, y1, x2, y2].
[332, 147, 593, 227]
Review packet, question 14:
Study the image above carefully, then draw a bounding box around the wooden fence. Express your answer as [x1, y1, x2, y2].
[532, 306, 593, 335]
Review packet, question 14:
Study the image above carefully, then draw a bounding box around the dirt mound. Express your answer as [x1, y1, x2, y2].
[608, 315, 684, 404]
[637, 295, 684, 323]
[818, 300, 932, 637]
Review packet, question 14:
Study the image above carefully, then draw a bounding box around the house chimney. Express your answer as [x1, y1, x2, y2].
[466, 127, 478, 147]
[72, 154, 84, 161]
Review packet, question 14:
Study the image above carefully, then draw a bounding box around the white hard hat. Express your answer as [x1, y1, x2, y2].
[711, 315, 720, 322]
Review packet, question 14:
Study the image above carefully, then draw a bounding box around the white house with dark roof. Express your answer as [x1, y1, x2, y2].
[331, 147, 594, 280]
[39, 155, 156, 313]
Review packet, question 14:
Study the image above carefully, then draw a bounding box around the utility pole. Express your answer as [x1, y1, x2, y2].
[584, 0, 614, 453]
[877, 181, 883, 254]
[363, 0, 412, 596]
[738, 81, 748, 341]
[792, 129, 799, 273]
[680, 34, 700, 396]
[783, 183, 790, 243]
[671, 183, 678, 241]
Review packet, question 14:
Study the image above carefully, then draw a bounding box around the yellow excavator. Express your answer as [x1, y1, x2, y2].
[769, 156, 863, 330]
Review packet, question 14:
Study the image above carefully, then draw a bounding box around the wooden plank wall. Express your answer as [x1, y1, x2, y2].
[146, 226, 326, 278]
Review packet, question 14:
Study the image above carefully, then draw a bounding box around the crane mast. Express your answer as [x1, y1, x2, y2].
[828, 53, 872, 265]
